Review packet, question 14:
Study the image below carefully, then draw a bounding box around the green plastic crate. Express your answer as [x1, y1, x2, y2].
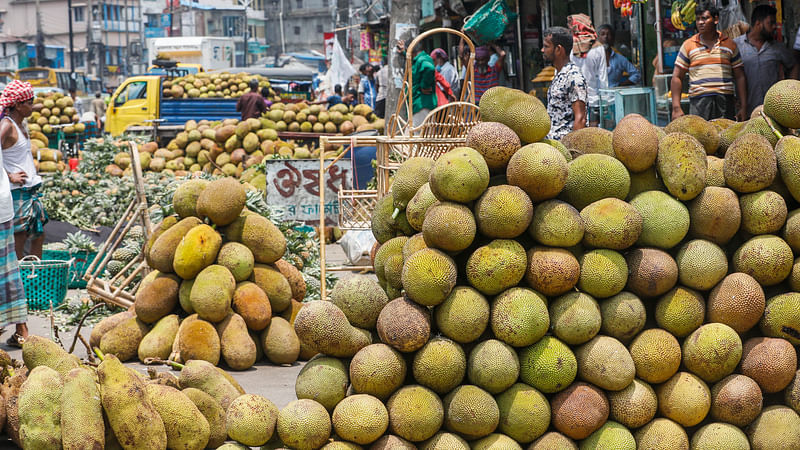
[18, 256, 71, 310]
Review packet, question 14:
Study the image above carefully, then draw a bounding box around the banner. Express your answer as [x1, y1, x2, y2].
[324, 32, 335, 61]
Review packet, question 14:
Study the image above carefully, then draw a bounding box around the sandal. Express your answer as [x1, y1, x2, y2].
[6, 333, 24, 348]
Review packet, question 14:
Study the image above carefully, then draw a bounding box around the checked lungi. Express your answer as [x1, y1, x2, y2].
[0, 220, 27, 326]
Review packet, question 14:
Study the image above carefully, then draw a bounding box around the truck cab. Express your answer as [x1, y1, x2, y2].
[105, 76, 160, 136]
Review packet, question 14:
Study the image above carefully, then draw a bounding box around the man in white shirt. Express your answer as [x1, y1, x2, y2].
[375, 62, 389, 118]
[571, 45, 607, 127]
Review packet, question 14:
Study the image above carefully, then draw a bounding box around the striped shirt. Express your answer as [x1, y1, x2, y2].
[675, 32, 742, 97]
[474, 62, 502, 103]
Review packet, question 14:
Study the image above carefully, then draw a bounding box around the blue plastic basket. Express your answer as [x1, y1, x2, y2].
[18, 256, 72, 310]
[42, 249, 99, 289]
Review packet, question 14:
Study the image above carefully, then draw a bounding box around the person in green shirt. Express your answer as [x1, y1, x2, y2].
[398, 39, 438, 126]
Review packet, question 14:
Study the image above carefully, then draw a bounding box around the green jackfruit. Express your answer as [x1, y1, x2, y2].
[491, 287, 549, 347]
[217, 242, 255, 282]
[134, 272, 180, 323]
[217, 313, 258, 370]
[466, 239, 527, 296]
[724, 133, 777, 193]
[528, 199, 585, 247]
[386, 385, 444, 442]
[173, 224, 222, 279]
[329, 275, 389, 329]
[138, 314, 179, 361]
[190, 264, 236, 322]
[580, 197, 643, 250]
[664, 114, 719, 154]
[630, 190, 689, 249]
[148, 217, 202, 273]
[350, 344, 406, 401]
[549, 292, 602, 345]
[401, 248, 457, 307]
[519, 336, 577, 393]
[561, 154, 630, 209]
[224, 213, 286, 264]
[434, 286, 490, 344]
[405, 183, 437, 232]
[178, 360, 242, 411]
[294, 301, 371, 357]
[145, 384, 210, 450]
[172, 179, 209, 218]
[182, 388, 227, 449]
[61, 368, 104, 450]
[422, 201, 476, 252]
[261, 316, 300, 365]
[465, 121, 522, 170]
[412, 337, 466, 395]
[561, 127, 614, 156]
[392, 157, 435, 214]
[478, 86, 551, 143]
[428, 147, 490, 203]
[474, 185, 533, 238]
[99, 317, 150, 362]
[506, 143, 569, 201]
[296, 355, 349, 410]
[21, 335, 80, 376]
[196, 178, 246, 226]
[276, 399, 330, 449]
[18, 366, 63, 450]
[613, 113, 659, 172]
[775, 136, 800, 202]
[250, 264, 292, 313]
[657, 132, 707, 200]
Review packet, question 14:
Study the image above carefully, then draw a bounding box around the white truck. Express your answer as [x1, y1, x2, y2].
[146, 36, 235, 73]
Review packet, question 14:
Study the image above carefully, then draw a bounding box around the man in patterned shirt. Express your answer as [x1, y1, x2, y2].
[543, 26, 588, 140]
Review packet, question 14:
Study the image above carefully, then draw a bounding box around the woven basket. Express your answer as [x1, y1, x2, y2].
[42, 249, 99, 289]
[18, 256, 72, 310]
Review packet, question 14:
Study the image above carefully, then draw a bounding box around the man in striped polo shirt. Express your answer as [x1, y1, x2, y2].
[671, 1, 748, 121]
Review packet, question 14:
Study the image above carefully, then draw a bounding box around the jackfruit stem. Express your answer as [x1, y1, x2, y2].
[391, 208, 401, 220]
[165, 360, 185, 370]
[760, 111, 785, 140]
[93, 347, 105, 361]
[6, 367, 14, 377]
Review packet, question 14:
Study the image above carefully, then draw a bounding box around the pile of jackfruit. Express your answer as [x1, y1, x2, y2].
[273, 82, 800, 449]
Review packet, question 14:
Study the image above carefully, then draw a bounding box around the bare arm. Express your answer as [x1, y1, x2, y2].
[490, 43, 507, 69]
[572, 100, 587, 131]
[671, 65, 687, 119]
[733, 66, 747, 122]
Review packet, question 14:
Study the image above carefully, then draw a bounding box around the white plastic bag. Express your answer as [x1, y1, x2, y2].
[338, 230, 376, 266]
[719, 0, 747, 37]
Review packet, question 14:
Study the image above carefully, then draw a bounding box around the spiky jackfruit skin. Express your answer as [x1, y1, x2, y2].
[145, 384, 210, 450]
[747, 406, 800, 450]
[576, 335, 636, 391]
[664, 114, 720, 154]
[560, 154, 630, 210]
[629, 329, 681, 384]
[688, 187, 741, 245]
[173, 224, 222, 279]
[350, 344, 406, 401]
[294, 301, 370, 358]
[61, 368, 105, 450]
[491, 287, 549, 347]
[550, 382, 609, 440]
[682, 323, 742, 383]
[738, 116, 786, 147]
[172, 178, 209, 218]
[412, 337, 466, 395]
[420, 432, 469, 450]
[495, 383, 550, 444]
[401, 248, 457, 307]
[18, 366, 63, 450]
[386, 385, 444, 442]
[376, 297, 431, 353]
[549, 292, 602, 346]
[561, 127, 613, 156]
[708, 272, 765, 333]
[329, 275, 389, 329]
[740, 337, 797, 394]
[332, 394, 388, 445]
[710, 374, 763, 427]
[761, 292, 800, 344]
[471, 433, 523, 450]
[625, 248, 678, 298]
[763, 79, 800, 129]
[613, 113, 659, 172]
[196, 177, 246, 226]
[581, 421, 636, 450]
[733, 235, 793, 286]
[21, 334, 80, 376]
[580, 198, 643, 250]
[578, 249, 628, 298]
[607, 379, 658, 429]
[506, 143, 569, 201]
[295, 355, 349, 411]
[465, 121, 522, 170]
[657, 132, 707, 201]
[406, 183, 437, 232]
[657, 372, 711, 427]
[724, 133, 777, 193]
[138, 314, 179, 361]
[392, 157, 435, 212]
[656, 286, 705, 337]
[706, 155, 726, 186]
[422, 201, 476, 252]
[633, 418, 689, 450]
[467, 339, 520, 394]
[675, 239, 728, 291]
[519, 336, 577, 393]
[428, 147, 490, 203]
[627, 167, 666, 198]
[528, 199, 585, 247]
[692, 423, 749, 450]
[466, 239, 527, 296]
[478, 86, 551, 143]
[228, 394, 280, 447]
[525, 246, 580, 297]
[443, 385, 500, 440]
[599, 292, 646, 343]
[474, 185, 533, 238]
[224, 213, 286, 264]
[434, 286, 490, 344]
[775, 136, 800, 202]
[182, 388, 228, 449]
[630, 190, 689, 249]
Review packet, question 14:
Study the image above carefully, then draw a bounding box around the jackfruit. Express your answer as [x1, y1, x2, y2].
[578, 249, 628, 298]
[561, 154, 630, 209]
[89, 310, 136, 349]
[549, 292, 602, 345]
[682, 323, 742, 383]
[710, 374, 763, 426]
[629, 328, 681, 384]
[61, 368, 104, 450]
[392, 157, 435, 214]
[664, 114, 719, 154]
[630, 190, 689, 248]
[21, 334, 80, 376]
[657, 372, 710, 427]
[747, 406, 800, 450]
[657, 132, 707, 200]
[775, 135, 800, 202]
[633, 418, 688, 450]
[738, 115, 786, 147]
[190, 264, 236, 322]
[506, 143, 569, 201]
[411, 337, 466, 395]
[676, 239, 728, 290]
[530, 432, 578, 450]
[224, 213, 286, 264]
[401, 248, 457, 307]
[428, 147, 489, 203]
[295, 355, 349, 410]
[580, 421, 636, 450]
[580, 197, 642, 250]
[627, 167, 666, 198]
[178, 359, 242, 411]
[528, 199, 585, 247]
[182, 388, 227, 449]
[18, 366, 63, 450]
[173, 224, 222, 279]
[472, 433, 523, 450]
[656, 286, 705, 337]
[740, 337, 797, 393]
[491, 287, 549, 347]
[434, 285, 489, 344]
[550, 382, 609, 440]
[688, 186, 741, 245]
[405, 183, 437, 231]
[599, 292, 646, 342]
[371, 435, 417, 449]
[625, 248, 678, 298]
[763, 79, 800, 129]
[561, 127, 614, 156]
[576, 335, 635, 391]
[228, 394, 279, 447]
[724, 133, 777, 193]
[519, 336, 577, 393]
[733, 235, 793, 286]
[377, 297, 430, 352]
[148, 216, 202, 273]
[493, 382, 549, 444]
[420, 432, 469, 450]
[261, 316, 300, 365]
[138, 314, 179, 361]
[249, 264, 292, 314]
[707, 272, 765, 333]
[466, 239, 527, 296]
[478, 86, 551, 143]
[274, 258, 306, 301]
[613, 113, 659, 172]
[465, 121, 522, 170]
[293, 301, 370, 357]
[99, 317, 150, 362]
[474, 185, 533, 238]
[172, 179, 209, 218]
[331, 394, 388, 445]
[524, 246, 580, 296]
[443, 385, 499, 440]
[386, 385, 444, 442]
[329, 275, 389, 329]
[692, 422, 749, 450]
[216, 313, 257, 370]
[134, 272, 180, 323]
[97, 355, 167, 449]
[217, 242, 255, 282]
[350, 344, 406, 401]
[422, 201, 476, 252]
[145, 384, 210, 450]
[607, 378, 657, 429]
[761, 292, 800, 344]
[705, 155, 725, 186]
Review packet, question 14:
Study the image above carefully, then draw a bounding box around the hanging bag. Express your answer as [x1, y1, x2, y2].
[462, 0, 517, 45]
